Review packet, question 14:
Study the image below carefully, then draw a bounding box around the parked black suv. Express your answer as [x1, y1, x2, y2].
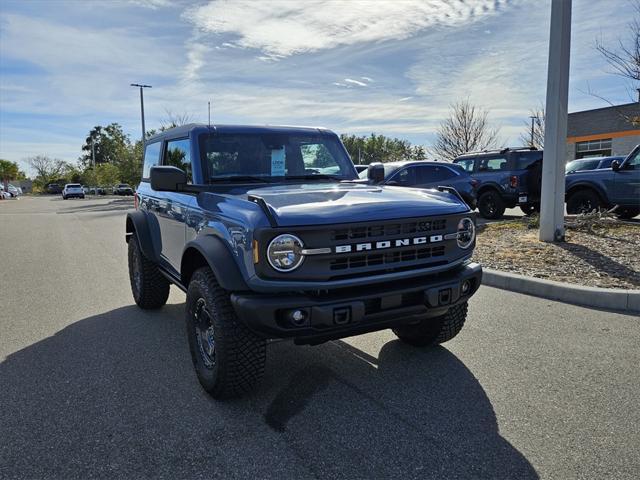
[126, 124, 482, 398]
[453, 147, 543, 218]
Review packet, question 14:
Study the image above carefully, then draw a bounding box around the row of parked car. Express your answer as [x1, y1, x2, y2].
[356, 144, 640, 220]
[0, 184, 23, 199]
[46, 183, 135, 198]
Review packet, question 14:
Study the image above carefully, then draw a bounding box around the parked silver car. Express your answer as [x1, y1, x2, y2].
[62, 183, 85, 199]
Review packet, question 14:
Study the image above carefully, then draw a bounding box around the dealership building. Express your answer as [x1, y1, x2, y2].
[566, 102, 640, 160]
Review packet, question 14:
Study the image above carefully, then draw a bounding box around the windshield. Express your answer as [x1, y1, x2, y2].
[565, 159, 600, 173]
[66, 184, 81, 188]
[199, 132, 355, 182]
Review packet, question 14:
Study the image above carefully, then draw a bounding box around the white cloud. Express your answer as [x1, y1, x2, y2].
[184, 0, 510, 57]
[128, 0, 171, 9]
[344, 78, 368, 87]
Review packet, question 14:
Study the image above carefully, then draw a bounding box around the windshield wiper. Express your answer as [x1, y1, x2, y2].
[209, 175, 273, 183]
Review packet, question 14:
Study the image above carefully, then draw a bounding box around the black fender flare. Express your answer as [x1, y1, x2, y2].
[181, 236, 249, 291]
[125, 210, 161, 262]
[565, 181, 609, 204]
[477, 183, 503, 197]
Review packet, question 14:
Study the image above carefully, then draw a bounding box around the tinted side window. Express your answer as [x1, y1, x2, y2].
[165, 138, 192, 183]
[478, 157, 508, 172]
[417, 166, 457, 183]
[392, 167, 417, 186]
[142, 141, 161, 180]
[455, 158, 475, 172]
[516, 151, 543, 169]
[626, 148, 640, 168]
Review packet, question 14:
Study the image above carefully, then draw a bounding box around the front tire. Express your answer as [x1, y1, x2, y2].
[478, 191, 506, 219]
[185, 267, 266, 399]
[393, 302, 468, 347]
[567, 189, 601, 214]
[128, 236, 170, 309]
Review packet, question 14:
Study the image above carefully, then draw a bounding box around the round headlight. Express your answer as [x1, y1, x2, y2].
[267, 234, 305, 272]
[456, 217, 475, 249]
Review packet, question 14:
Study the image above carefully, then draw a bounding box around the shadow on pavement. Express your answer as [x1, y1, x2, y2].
[56, 198, 134, 214]
[0, 305, 538, 479]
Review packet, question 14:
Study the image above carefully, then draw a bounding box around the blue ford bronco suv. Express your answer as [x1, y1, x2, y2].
[453, 147, 543, 218]
[565, 144, 640, 219]
[126, 124, 482, 398]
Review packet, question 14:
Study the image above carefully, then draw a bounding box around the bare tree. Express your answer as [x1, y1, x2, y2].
[591, 0, 640, 123]
[26, 155, 68, 184]
[430, 99, 500, 161]
[519, 106, 545, 149]
[159, 109, 194, 131]
[596, 1, 640, 86]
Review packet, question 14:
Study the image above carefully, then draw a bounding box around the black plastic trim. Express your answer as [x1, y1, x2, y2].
[181, 236, 250, 291]
[231, 262, 482, 342]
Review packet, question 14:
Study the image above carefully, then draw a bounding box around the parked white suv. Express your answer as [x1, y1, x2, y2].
[62, 183, 85, 199]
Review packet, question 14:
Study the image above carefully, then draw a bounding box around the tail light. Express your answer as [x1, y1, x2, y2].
[134, 192, 139, 210]
[510, 175, 518, 188]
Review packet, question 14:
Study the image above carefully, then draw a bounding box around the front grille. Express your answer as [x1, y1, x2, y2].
[331, 219, 446, 241]
[255, 214, 469, 282]
[330, 245, 445, 270]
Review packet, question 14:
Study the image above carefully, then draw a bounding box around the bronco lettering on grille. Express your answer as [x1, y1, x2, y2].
[335, 235, 443, 254]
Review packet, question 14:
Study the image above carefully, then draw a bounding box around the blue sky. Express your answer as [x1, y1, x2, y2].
[0, 0, 636, 173]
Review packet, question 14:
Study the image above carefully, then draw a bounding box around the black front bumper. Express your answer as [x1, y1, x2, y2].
[231, 262, 482, 344]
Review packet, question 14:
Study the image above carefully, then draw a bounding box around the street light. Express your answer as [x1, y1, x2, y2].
[130, 83, 152, 150]
[529, 115, 537, 148]
[539, 0, 571, 242]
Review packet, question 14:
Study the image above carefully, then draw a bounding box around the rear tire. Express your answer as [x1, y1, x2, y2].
[478, 191, 506, 219]
[185, 267, 266, 399]
[567, 189, 601, 214]
[128, 236, 170, 309]
[519, 203, 539, 216]
[393, 302, 468, 347]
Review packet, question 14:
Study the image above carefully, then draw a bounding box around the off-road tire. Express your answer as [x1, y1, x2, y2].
[567, 189, 601, 214]
[615, 207, 640, 220]
[185, 267, 266, 399]
[478, 190, 506, 219]
[127, 236, 170, 309]
[520, 203, 539, 216]
[393, 302, 468, 347]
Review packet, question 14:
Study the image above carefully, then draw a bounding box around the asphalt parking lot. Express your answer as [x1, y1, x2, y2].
[1, 196, 638, 479]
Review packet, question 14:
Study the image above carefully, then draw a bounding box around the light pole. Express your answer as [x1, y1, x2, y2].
[529, 115, 537, 148]
[539, 0, 571, 242]
[130, 83, 152, 150]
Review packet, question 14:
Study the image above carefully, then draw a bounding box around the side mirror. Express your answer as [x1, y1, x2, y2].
[150, 166, 187, 191]
[611, 160, 621, 171]
[367, 162, 385, 184]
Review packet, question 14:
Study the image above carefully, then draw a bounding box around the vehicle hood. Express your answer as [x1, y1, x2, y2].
[242, 182, 469, 227]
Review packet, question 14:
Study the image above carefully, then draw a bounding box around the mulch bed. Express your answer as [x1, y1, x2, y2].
[473, 220, 640, 290]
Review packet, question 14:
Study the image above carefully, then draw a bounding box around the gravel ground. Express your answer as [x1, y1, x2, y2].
[473, 220, 640, 290]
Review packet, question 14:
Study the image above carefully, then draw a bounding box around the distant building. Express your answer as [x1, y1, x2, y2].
[566, 102, 640, 160]
[18, 180, 33, 193]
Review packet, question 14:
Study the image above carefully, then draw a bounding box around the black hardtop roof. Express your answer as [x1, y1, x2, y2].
[454, 146, 540, 160]
[383, 160, 457, 168]
[146, 123, 334, 143]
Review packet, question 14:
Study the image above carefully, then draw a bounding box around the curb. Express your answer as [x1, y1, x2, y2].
[482, 268, 640, 314]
